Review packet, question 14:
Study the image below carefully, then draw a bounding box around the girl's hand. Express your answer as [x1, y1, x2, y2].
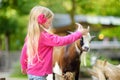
[21, 69, 27, 74]
[76, 23, 89, 35]
[80, 29, 89, 35]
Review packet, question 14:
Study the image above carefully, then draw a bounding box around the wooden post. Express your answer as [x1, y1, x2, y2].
[88, 60, 120, 80]
[0, 78, 5, 80]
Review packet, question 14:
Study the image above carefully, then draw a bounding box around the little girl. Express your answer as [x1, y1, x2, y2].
[20, 6, 89, 80]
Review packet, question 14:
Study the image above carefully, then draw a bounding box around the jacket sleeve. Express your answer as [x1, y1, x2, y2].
[20, 42, 27, 70]
[41, 31, 82, 46]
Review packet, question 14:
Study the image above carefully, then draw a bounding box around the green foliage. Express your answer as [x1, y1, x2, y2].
[0, 7, 18, 35]
[9, 15, 28, 50]
[76, 0, 120, 16]
[0, 0, 120, 50]
[38, 0, 66, 13]
[100, 26, 120, 40]
[0, 16, 18, 35]
[16, 0, 40, 14]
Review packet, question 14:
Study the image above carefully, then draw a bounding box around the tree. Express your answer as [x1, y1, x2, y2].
[0, 1, 18, 51]
[1, 0, 120, 51]
[0, 0, 39, 50]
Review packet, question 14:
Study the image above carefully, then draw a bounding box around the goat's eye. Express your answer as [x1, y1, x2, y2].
[80, 41, 84, 46]
[80, 37, 84, 46]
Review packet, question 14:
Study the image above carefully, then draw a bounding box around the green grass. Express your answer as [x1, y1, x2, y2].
[6, 78, 27, 80]
[10, 62, 27, 78]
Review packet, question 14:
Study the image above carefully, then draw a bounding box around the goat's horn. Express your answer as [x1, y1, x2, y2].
[75, 23, 83, 29]
[87, 26, 90, 30]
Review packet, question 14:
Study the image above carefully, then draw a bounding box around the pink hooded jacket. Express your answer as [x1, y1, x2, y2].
[20, 31, 82, 76]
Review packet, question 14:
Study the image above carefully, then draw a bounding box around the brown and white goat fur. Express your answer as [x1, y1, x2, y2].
[47, 23, 94, 80]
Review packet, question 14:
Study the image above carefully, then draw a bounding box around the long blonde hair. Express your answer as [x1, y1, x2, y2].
[27, 6, 54, 64]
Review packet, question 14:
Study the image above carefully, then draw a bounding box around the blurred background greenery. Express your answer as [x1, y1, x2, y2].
[0, 0, 120, 51]
[0, 0, 120, 79]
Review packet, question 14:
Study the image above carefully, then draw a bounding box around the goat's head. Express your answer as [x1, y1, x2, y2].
[75, 23, 95, 53]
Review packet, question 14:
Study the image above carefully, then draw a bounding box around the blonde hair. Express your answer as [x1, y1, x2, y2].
[27, 6, 54, 64]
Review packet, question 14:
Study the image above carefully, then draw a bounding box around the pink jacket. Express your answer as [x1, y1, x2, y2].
[20, 31, 82, 76]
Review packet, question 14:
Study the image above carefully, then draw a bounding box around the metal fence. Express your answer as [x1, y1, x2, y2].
[0, 41, 120, 71]
[90, 41, 120, 49]
[0, 51, 20, 71]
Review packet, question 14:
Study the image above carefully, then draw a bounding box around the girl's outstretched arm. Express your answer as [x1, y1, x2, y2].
[41, 31, 82, 46]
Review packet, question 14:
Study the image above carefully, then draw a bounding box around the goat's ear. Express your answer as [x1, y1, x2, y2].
[66, 31, 73, 34]
[90, 36, 96, 42]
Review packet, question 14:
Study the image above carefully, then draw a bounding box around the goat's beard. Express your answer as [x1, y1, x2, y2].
[80, 52, 87, 66]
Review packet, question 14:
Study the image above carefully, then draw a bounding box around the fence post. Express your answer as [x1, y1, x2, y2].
[0, 78, 6, 80]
